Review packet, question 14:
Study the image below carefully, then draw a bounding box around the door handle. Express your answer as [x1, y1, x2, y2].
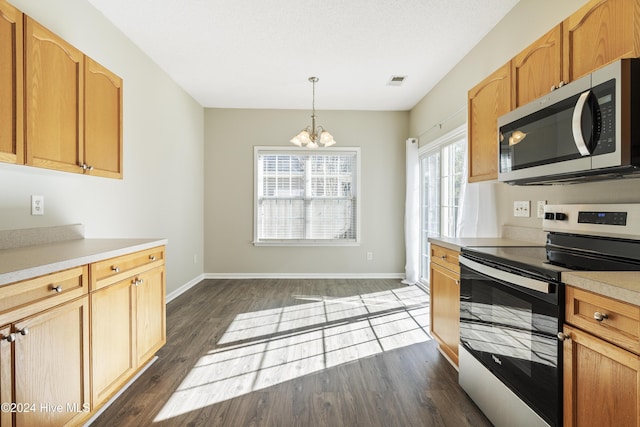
[572, 90, 592, 156]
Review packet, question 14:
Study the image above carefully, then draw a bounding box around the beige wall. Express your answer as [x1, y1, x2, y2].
[410, 0, 640, 234]
[8, 0, 635, 286]
[204, 109, 408, 276]
[2, 0, 205, 295]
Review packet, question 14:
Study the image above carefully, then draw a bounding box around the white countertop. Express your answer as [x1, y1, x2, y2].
[428, 236, 541, 252]
[562, 271, 640, 306]
[429, 236, 640, 306]
[0, 238, 167, 286]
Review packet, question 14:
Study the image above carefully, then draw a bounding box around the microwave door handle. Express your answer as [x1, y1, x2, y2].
[572, 90, 592, 156]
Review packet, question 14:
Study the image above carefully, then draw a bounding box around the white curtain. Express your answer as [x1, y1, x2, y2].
[402, 138, 420, 285]
[457, 180, 499, 237]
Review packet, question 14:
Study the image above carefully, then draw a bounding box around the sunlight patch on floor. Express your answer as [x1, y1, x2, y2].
[154, 286, 430, 422]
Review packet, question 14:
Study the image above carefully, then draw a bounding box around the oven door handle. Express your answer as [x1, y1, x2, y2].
[459, 256, 551, 294]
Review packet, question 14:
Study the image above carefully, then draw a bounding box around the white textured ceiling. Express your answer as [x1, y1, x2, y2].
[86, 0, 520, 111]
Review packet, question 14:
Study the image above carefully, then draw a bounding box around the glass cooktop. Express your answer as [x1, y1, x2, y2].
[461, 246, 567, 282]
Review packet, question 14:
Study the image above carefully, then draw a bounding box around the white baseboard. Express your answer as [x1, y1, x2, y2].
[203, 273, 406, 280]
[166, 273, 205, 303]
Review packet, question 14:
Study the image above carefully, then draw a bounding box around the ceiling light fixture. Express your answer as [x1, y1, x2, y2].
[290, 77, 336, 148]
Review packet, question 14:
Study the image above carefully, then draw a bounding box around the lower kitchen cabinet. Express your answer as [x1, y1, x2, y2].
[91, 279, 135, 407]
[563, 285, 640, 426]
[1, 296, 90, 427]
[91, 253, 166, 409]
[134, 266, 166, 366]
[429, 244, 460, 367]
[563, 324, 640, 426]
[0, 244, 166, 426]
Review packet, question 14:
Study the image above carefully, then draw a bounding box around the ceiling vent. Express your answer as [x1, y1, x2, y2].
[387, 75, 407, 86]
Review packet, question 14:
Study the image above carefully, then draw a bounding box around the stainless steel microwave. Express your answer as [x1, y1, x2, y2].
[498, 59, 640, 185]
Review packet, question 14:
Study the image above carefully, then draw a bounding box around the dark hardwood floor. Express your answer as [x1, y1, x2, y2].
[89, 279, 491, 427]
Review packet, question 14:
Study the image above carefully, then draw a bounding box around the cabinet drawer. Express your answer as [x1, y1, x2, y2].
[430, 245, 460, 273]
[91, 246, 165, 290]
[0, 266, 88, 325]
[565, 286, 640, 355]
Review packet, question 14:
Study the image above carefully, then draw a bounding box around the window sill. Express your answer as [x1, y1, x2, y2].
[253, 240, 360, 247]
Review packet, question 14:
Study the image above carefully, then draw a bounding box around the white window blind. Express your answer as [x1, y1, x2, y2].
[254, 147, 360, 245]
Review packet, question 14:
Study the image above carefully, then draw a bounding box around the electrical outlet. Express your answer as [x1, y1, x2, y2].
[513, 200, 530, 217]
[366, 252, 373, 261]
[31, 195, 44, 216]
[537, 200, 547, 218]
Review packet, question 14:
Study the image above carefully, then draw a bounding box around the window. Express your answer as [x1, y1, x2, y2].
[419, 127, 466, 283]
[254, 147, 360, 245]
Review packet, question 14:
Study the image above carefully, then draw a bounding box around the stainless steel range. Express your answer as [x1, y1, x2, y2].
[458, 203, 640, 427]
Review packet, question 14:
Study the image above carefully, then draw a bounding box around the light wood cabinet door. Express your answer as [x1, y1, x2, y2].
[512, 25, 563, 108]
[0, 0, 23, 165]
[84, 56, 123, 179]
[135, 266, 166, 366]
[429, 261, 460, 366]
[13, 296, 90, 426]
[563, 324, 640, 427]
[563, 0, 640, 83]
[24, 17, 84, 174]
[468, 62, 511, 183]
[90, 280, 135, 407]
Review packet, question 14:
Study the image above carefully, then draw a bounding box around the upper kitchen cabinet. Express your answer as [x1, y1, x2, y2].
[0, 0, 23, 165]
[24, 17, 85, 174]
[512, 25, 563, 108]
[15, 12, 123, 178]
[85, 57, 123, 179]
[563, 0, 640, 83]
[468, 62, 512, 183]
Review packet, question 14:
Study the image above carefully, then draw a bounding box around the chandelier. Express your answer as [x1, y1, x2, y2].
[290, 77, 337, 148]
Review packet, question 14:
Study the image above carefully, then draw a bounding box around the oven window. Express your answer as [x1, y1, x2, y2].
[460, 265, 561, 426]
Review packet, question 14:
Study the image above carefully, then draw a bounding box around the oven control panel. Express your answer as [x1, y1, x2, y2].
[543, 203, 640, 240]
[577, 211, 627, 226]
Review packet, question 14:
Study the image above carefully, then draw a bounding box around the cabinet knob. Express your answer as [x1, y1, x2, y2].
[17, 327, 29, 336]
[111, 266, 120, 273]
[80, 163, 94, 171]
[440, 254, 447, 259]
[133, 278, 144, 286]
[3, 334, 15, 343]
[51, 285, 63, 293]
[550, 84, 556, 92]
[558, 81, 565, 88]
[594, 312, 608, 322]
[557, 332, 570, 342]
[149, 255, 156, 261]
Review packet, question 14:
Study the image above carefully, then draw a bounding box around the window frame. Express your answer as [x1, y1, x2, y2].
[418, 125, 467, 284]
[253, 146, 361, 247]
